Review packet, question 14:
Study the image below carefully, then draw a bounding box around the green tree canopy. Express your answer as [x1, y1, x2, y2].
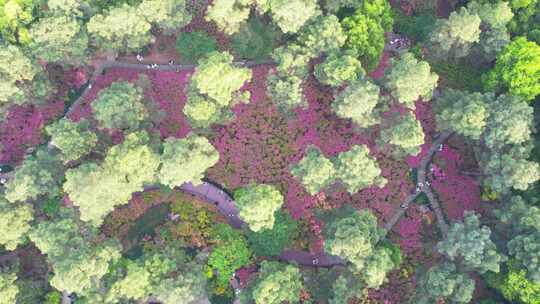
[314, 52, 364, 87]
[46, 118, 98, 163]
[428, 7, 482, 59]
[208, 223, 252, 292]
[437, 211, 505, 273]
[323, 207, 383, 271]
[91, 81, 149, 131]
[341, 11, 385, 71]
[434, 89, 488, 139]
[297, 15, 345, 55]
[467, 0, 513, 29]
[87, 4, 152, 53]
[158, 134, 219, 188]
[189, 51, 252, 107]
[245, 210, 298, 256]
[483, 94, 534, 149]
[259, 0, 320, 34]
[175, 31, 217, 63]
[0, 267, 19, 304]
[414, 262, 475, 304]
[486, 259, 540, 304]
[333, 144, 387, 194]
[231, 17, 279, 60]
[0, 197, 33, 250]
[136, 0, 192, 33]
[0, 44, 39, 108]
[494, 196, 540, 283]
[0, 0, 37, 44]
[205, 0, 251, 34]
[266, 73, 305, 113]
[249, 261, 303, 304]
[234, 184, 284, 232]
[291, 147, 336, 195]
[4, 149, 63, 203]
[30, 215, 122, 296]
[383, 52, 439, 109]
[64, 132, 160, 225]
[28, 15, 88, 64]
[329, 272, 364, 304]
[379, 112, 425, 156]
[483, 37, 540, 101]
[331, 79, 383, 129]
[479, 145, 540, 193]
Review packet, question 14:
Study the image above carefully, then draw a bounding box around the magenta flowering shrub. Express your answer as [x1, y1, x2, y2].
[0, 101, 64, 164]
[369, 51, 393, 80]
[394, 206, 424, 257]
[63, 67, 90, 89]
[431, 144, 482, 220]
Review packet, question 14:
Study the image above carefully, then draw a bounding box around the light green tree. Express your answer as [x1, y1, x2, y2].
[0, 267, 19, 304]
[361, 247, 396, 288]
[297, 15, 345, 55]
[205, 0, 252, 34]
[158, 134, 219, 188]
[0, 197, 33, 250]
[291, 147, 336, 195]
[46, 118, 98, 162]
[467, 0, 513, 29]
[414, 262, 475, 304]
[437, 211, 505, 273]
[49, 241, 121, 295]
[189, 51, 251, 107]
[334, 145, 387, 194]
[234, 184, 284, 232]
[271, 43, 312, 78]
[259, 0, 320, 34]
[329, 272, 364, 304]
[4, 149, 63, 203]
[332, 79, 383, 129]
[28, 15, 88, 64]
[483, 37, 540, 101]
[314, 52, 364, 87]
[182, 93, 225, 129]
[323, 207, 383, 271]
[483, 94, 534, 149]
[266, 73, 305, 113]
[106, 262, 151, 302]
[250, 261, 303, 304]
[64, 132, 160, 225]
[91, 81, 148, 131]
[137, 0, 192, 33]
[87, 4, 152, 53]
[434, 89, 488, 139]
[428, 7, 482, 59]
[479, 145, 540, 193]
[379, 112, 425, 156]
[153, 275, 208, 304]
[0, 44, 38, 108]
[383, 52, 439, 109]
[495, 196, 540, 283]
[30, 215, 122, 296]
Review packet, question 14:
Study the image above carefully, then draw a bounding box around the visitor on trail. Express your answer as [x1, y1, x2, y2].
[136, 54, 143, 62]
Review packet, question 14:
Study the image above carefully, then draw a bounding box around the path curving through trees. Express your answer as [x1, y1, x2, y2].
[31, 59, 455, 302]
